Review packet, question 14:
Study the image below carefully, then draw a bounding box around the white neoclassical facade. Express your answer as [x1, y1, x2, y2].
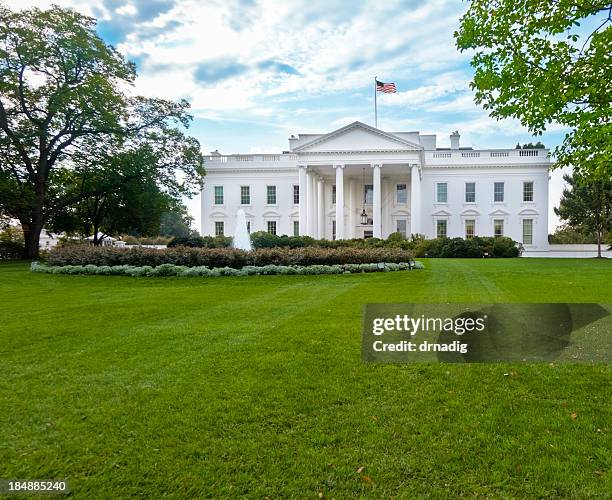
[201, 121, 551, 249]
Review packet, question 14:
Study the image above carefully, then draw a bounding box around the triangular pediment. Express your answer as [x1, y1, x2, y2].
[432, 209, 452, 217]
[293, 121, 422, 153]
[489, 209, 510, 217]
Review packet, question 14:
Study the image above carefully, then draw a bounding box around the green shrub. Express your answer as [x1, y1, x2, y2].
[0, 226, 25, 260]
[47, 245, 414, 269]
[413, 236, 518, 258]
[32, 261, 423, 277]
[167, 235, 232, 248]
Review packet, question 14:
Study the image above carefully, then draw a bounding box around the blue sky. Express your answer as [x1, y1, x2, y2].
[7, 0, 578, 230]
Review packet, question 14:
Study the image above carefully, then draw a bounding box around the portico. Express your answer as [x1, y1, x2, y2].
[298, 161, 420, 240]
[292, 121, 423, 240]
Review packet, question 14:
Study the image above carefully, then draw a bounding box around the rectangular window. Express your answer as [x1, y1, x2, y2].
[523, 219, 533, 245]
[494, 219, 504, 238]
[436, 182, 448, 203]
[332, 220, 336, 240]
[396, 219, 407, 238]
[293, 220, 299, 236]
[266, 185, 277, 205]
[267, 220, 277, 235]
[214, 186, 224, 205]
[436, 219, 447, 238]
[465, 182, 476, 203]
[465, 219, 475, 239]
[214, 221, 224, 236]
[246, 221, 251, 234]
[240, 185, 250, 205]
[494, 182, 504, 202]
[293, 185, 299, 205]
[396, 184, 407, 204]
[332, 185, 336, 204]
[523, 181, 534, 202]
[364, 184, 373, 204]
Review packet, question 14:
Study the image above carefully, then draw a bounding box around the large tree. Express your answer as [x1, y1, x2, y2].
[49, 145, 188, 244]
[455, 1, 612, 180]
[555, 173, 612, 257]
[0, 5, 204, 258]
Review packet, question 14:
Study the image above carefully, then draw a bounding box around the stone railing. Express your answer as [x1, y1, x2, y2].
[426, 149, 548, 163]
[204, 153, 298, 163]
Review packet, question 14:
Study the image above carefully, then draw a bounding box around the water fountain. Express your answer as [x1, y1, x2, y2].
[233, 208, 252, 251]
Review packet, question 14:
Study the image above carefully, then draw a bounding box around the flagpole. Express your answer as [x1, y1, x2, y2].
[374, 76, 378, 128]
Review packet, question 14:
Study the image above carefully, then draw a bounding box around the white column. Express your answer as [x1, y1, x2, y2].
[372, 163, 382, 239]
[317, 178, 325, 239]
[298, 165, 307, 236]
[382, 179, 389, 238]
[200, 184, 207, 236]
[348, 178, 356, 239]
[334, 164, 345, 239]
[410, 164, 420, 235]
[306, 170, 315, 237]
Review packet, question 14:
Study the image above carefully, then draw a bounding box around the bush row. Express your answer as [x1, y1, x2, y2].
[0, 240, 24, 260]
[167, 235, 233, 248]
[32, 261, 423, 277]
[165, 232, 520, 258]
[47, 245, 415, 268]
[413, 236, 519, 258]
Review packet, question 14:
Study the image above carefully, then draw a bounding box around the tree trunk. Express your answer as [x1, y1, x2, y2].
[596, 230, 602, 258]
[22, 220, 43, 259]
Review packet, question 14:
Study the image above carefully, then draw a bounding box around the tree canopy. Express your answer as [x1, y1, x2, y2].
[456, 1, 612, 180]
[554, 172, 611, 256]
[0, 5, 204, 257]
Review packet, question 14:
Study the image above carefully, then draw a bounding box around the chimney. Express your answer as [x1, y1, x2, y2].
[450, 131, 460, 150]
[288, 134, 298, 151]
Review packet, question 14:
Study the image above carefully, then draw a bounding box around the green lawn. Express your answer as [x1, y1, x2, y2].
[1, 259, 611, 498]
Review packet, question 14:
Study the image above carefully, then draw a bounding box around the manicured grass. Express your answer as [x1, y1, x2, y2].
[1, 259, 611, 498]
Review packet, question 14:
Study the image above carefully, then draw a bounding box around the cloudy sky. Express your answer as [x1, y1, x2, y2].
[6, 0, 573, 230]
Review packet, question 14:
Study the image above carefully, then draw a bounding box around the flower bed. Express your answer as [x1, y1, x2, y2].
[47, 245, 414, 268]
[31, 261, 423, 277]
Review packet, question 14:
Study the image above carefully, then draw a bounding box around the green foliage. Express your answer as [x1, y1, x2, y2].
[167, 235, 233, 248]
[0, 226, 25, 259]
[554, 172, 612, 256]
[47, 245, 414, 269]
[456, 1, 612, 179]
[249, 232, 413, 250]
[121, 235, 172, 246]
[31, 260, 422, 277]
[0, 5, 204, 257]
[159, 206, 196, 238]
[413, 236, 518, 258]
[250, 231, 317, 249]
[548, 225, 597, 244]
[520, 142, 546, 149]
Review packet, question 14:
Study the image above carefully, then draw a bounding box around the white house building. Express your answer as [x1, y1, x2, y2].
[201, 121, 551, 249]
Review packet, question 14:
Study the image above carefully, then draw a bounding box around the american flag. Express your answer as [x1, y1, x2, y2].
[376, 80, 396, 93]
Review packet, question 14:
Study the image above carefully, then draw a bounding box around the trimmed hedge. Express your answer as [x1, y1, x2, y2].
[31, 261, 423, 277]
[413, 236, 519, 258]
[47, 245, 415, 269]
[167, 235, 232, 248]
[166, 231, 520, 258]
